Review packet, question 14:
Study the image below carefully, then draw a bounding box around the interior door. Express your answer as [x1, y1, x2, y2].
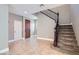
[14, 19, 22, 40]
[25, 19, 30, 38]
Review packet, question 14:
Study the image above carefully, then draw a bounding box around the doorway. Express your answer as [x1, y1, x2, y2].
[25, 19, 30, 38]
[14, 19, 22, 40]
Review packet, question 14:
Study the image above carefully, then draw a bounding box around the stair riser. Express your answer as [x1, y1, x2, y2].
[58, 37, 75, 41]
[59, 35, 75, 38]
[59, 29, 73, 30]
[58, 38, 77, 43]
[58, 43, 79, 52]
[58, 41, 77, 46]
[59, 30, 73, 32]
[59, 28, 73, 29]
[58, 33, 74, 35]
[58, 43, 77, 49]
[58, 46, 75, 52]
[59, 25, 72, 28]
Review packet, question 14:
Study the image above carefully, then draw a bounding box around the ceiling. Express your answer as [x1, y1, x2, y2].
[9, 4, 63, 18]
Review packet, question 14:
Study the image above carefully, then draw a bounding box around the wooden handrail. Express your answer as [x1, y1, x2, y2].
[48, 9, 57, 15]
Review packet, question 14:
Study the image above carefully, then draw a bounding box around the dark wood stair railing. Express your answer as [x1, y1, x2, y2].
[53, 13, 59, 47]
[48, 9, 57, 15]
[40, 11, 56, 22]
[40, 9, 59, 47]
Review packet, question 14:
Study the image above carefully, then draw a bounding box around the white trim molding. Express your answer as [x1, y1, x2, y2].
[0, 48, 9, 54]
[8, 39, 20, 43]
[8, 38, 24, 43]
[37, 37, 54, 41]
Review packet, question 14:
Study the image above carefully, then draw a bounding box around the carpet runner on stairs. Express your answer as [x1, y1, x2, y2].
[58, 25, 79, 54]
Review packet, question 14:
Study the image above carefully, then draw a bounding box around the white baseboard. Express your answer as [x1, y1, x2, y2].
[22, 37, 25, 40]
[8, 39, 20, 43]
[37, 37, 54, 41]
[8, 38, 24, 43]
[0, 48, 9, 54]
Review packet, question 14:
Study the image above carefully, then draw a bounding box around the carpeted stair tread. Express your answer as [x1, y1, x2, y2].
[57, 25, 79, 54]
[59, 34, 75, 37]
[58, 43, 79, 53]
[58, 40, 77, 46]
[58, 38, 77, 43]
[59, 32, 74, 35]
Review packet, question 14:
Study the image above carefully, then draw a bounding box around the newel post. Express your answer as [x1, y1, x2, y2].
[53, 12, 59, 47]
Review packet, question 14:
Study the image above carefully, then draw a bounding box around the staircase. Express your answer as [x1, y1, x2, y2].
[58, 25, 79, 54]
[40, 9, 79, 54]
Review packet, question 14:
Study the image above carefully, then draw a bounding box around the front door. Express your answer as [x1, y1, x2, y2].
[25, 20, 30, 38]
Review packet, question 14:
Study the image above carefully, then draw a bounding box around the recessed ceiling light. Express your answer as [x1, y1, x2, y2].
[24, 11, 28, 14]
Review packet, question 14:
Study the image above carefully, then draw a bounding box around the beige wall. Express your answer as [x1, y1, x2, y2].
[35, 12, 55, 40]
[8, 13, 23, 41]
[9, 13, 14, 40]
[70, 5, 79, 46]
[51, 4, 71, 25]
